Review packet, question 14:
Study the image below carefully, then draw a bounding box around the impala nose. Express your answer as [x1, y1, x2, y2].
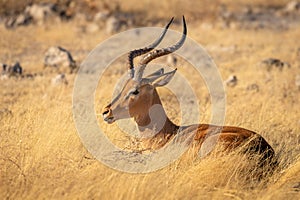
[102, 107, 115, 124]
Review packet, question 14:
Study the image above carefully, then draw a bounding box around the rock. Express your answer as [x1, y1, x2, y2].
[55, 1, 76, 21]
[44, 46, 77, 73]
[167, 55, 178, 66]
[1, 62, 23, 77]
[259, 58, 290, 71]
[10, 62, 23, 75]
[285, 1, 300, 12]
[94, 10, 110, 21]
[1, 63, 7, 73]
[5, 3, 56, 28]
[246, 83, 260, 92]
[5, 14, 31, 28]
[224, 75, 237, 87]
[24, 3, 56, 25]
[51, 73, 68, 86]
[106, 16, 121, 34]
[1, 63, 8, 80]
[15, 14, 31, 26]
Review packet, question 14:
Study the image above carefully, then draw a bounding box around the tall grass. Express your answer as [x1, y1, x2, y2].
[1, 1, 300, 199]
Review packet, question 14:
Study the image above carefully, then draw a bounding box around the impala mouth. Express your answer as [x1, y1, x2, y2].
[103, 116, 115, 124]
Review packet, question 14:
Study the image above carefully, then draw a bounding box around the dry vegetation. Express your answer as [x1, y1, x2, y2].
[1, 0, 300, 199]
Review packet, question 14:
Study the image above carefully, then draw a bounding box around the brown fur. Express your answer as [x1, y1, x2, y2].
[103, 82, 276, 168]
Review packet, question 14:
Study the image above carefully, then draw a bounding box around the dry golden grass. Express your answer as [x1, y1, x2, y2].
[1, 1, 300, 199]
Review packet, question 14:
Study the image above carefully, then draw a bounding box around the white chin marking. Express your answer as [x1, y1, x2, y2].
[105, 119, 115, 124]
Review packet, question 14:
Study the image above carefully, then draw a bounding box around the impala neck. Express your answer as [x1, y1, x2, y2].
[133, 89, 179, 143]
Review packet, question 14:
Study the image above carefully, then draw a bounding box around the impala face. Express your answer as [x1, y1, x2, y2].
[102, 69, 177, 124]
[101, 16, 186, 124]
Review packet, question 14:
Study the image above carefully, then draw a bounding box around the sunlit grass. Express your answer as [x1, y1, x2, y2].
[1, 1, 300, 199]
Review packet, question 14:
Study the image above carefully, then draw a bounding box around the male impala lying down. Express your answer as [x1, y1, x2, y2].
[102, 16, 276, 167]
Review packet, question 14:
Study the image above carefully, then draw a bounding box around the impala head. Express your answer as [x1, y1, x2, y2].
[102, 16, 187, 124]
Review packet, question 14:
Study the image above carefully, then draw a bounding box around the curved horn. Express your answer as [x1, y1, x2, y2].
[127, 17, 174, 78]
[135, 16, 187, 81]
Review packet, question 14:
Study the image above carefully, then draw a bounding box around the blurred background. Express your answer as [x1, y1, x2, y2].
[1, 0, 300, 199]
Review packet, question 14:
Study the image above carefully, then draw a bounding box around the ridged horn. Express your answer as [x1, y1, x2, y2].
[127, 17, 174, 78]
[135, 16, 187, 81]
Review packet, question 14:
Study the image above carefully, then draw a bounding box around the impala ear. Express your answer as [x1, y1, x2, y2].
[152, 69, 177, 87]
[146, 68, 164, 79]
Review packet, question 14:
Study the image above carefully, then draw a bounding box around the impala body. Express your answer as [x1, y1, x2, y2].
[102, 16, 276, 166]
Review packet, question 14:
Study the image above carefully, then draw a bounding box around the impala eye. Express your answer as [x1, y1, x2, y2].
[132, 89, 139, 95]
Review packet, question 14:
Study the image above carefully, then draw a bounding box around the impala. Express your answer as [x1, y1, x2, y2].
[102, 16, 276, 167]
